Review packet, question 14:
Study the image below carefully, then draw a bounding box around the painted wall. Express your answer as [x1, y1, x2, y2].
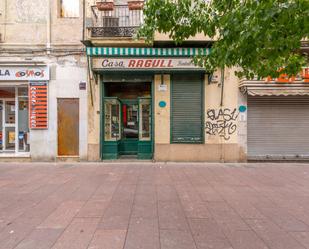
[0, 0, 83, 43]
[154, 68, 245, 162]
[87, 74, 101, 161]
[154, 74, 170, 144]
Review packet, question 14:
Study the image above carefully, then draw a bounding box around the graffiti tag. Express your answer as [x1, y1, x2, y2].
[205, 108, 239, 140]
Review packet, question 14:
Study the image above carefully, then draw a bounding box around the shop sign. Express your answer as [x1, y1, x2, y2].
[266, 67, 309, 83]
[92, 58, 203, 70]
[29, 82, 48, 129]
[0, 66, 50, 81]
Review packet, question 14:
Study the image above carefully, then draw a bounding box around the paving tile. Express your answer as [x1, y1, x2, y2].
[51, 218, 99, 249]
[38, 201, 84, 229]
[188, 218, 229, 242]
[131, 200, 157, 218]
[225, 200, 264, 219]
[124, 217, 159, 249]
[290, 232, 309, 248]
[98, 201, 132, 230]
[207, 202, 250, 231]
[224, 230, 269, 249]
[88, 229, 127, 249]
[111, 184, 136, 202]
[196, 187, 224, 202]
[157, 185, 179, 201]
[246, 219, 305, 249]
[160, 229, 197, 249]
[14, 228, 63, 249]
[76, 200, 109, 218]
[181, 200, 211, 218]
[254, 206, 309, 232]
[158, 201, 189, 231]
[1, 163, 309, 249]
[0, 217, 42, 249]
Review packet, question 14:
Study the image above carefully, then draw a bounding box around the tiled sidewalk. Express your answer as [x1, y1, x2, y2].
[0, 162, 309, 249]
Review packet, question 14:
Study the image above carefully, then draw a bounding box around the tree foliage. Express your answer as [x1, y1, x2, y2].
[138, 0, 309, 78]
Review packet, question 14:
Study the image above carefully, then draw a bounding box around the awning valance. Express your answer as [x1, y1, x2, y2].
[87, 47, 210, 57]
[240, 81, 309, 96]
[246, 88, 309, 96]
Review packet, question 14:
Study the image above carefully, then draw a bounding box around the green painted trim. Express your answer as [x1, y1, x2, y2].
[102, 153, 118, 160]
[100, 72, 155, 160]
[87, 47, 211, 57]
[100, 80, 104, 159]
[151, 78, 155, 158]
[138, 153, 153, 160]
[137, 97, 153, 159]
[201, 74, 205, 144]
[93, 69, 206, 73]
[170, 74, 173, 145]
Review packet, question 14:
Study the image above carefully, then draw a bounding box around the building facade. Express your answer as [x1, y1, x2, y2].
[85, 0, 309, 162]
[1, 0, 308, 162]
[85, 0, 248, 162]
[0, 0, 88, 160]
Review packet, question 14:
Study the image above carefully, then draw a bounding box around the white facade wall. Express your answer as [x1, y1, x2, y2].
[29, 58, 87, 161]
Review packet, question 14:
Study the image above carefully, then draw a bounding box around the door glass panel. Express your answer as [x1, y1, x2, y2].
[104, 99, 121, 141]
[18, 97, 30, 152]
[123, 103, 138, 139]
[139, 99, 151, 141]
[5, 101, 15, 124]
[5, 127, 15, 150]
[18, 87, 28, 97]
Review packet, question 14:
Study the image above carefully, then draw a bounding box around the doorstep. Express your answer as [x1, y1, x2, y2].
[0, 152, 31, 162]
[56, 156, 80, 162]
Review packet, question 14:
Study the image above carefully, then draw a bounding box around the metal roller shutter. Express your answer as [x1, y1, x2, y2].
[171, 73, 203, 143]
[248, 96, 309, 160]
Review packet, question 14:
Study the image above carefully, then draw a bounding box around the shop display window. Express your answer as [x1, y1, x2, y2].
[0, 86, 30, 153]
[104, 98, 121, 141]
[139, 98, 151, 141]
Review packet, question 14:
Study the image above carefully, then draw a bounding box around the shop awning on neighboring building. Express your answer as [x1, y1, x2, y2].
[240, 76, 309, 96]
[86, 47, 210, 57]
[242, 85, 309, 96]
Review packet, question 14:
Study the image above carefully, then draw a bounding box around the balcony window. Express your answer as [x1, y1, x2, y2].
[90, 4, 143, 38]
[60, 0, 80, 18]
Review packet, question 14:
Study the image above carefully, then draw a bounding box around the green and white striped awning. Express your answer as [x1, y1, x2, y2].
[87, 47, 210, 57]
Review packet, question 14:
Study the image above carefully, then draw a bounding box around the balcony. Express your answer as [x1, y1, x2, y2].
[89, 4, 143, 39]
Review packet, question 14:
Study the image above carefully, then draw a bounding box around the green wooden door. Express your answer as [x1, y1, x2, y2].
[137, 98, 153, 159]
[119, 100, 139, 155]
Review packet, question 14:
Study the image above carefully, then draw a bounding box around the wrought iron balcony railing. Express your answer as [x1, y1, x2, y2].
[90, 5, 143, 38]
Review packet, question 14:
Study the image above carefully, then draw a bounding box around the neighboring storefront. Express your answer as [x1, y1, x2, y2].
[0, 63, 49, 156]
[241, 68, 309, 160]
[0, 60, 88, 161]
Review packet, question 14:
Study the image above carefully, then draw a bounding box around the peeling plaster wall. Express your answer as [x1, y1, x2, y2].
[0, 0, 88, 161]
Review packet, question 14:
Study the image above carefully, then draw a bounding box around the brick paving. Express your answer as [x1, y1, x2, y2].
[0, 163, 309, 249]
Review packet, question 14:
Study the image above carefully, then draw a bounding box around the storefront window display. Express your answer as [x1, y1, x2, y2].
[104, 98, 121, 141]
[0, 86, 30, 153]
